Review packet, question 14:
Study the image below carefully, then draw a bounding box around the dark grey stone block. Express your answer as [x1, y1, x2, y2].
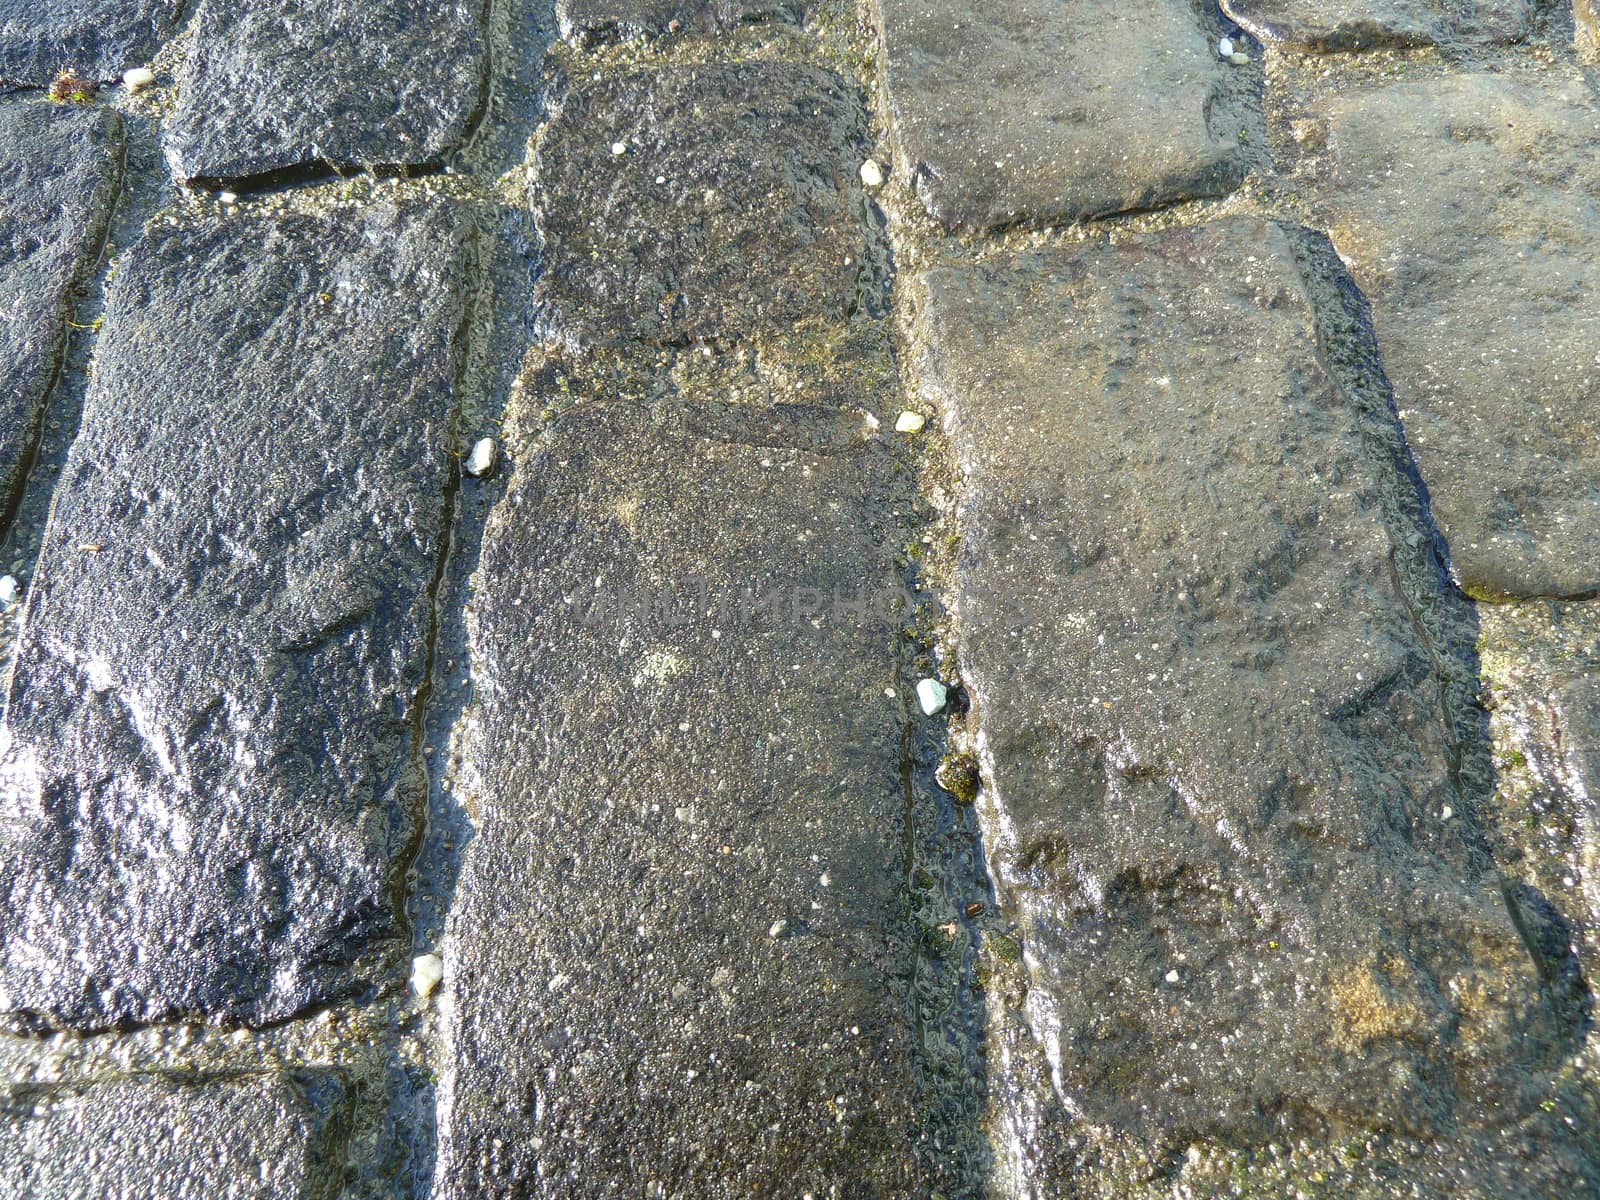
[164, 0, 487, 184]
[0, 1070, 352, 1199]
[0, 101, 122, 516]
[531, 62, 866, 351]
[0, 200, 473, 1030]
[0, 0, 179, 87]
[435, 398, 932, 1197]
[918, 217, 1579, 1150]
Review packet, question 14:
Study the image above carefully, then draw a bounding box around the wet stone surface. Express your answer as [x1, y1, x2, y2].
[0, 101, 122, 518]
[1220, 0, 1532, 50]
[555, 0, 803, 44]
[873, 0, 1241, 231]
[437, 397, 932, 1197]
[1312, 71, 1600, 601]
[0, 201, 472, 1031]
[164, 0, 488, 184]
[0, 0, 178, 87]
[0, 1070, 352, 1199]
[918, 218, 1584, 1156]
[532, 61, 866, 351]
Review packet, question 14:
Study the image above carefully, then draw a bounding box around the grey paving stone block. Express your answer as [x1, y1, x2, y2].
[1221, 0, 1530, 50]
[164, 0, 488, 184]
[435, 399, 932, 1197]
[1314, 71, 1600, 600]
[0, 101, 121, 516]
[531, 61, 866, 351]
[0, 1070, 352, 1200]
[555, 0, 803, 44]
[0, 0, 178, 87]
[872, 0, 1241, 231]
[0, 200, 473, 1031]
[917, 217, 1581, 1151]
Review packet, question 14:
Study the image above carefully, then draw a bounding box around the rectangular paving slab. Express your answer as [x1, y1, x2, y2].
[0, 101, 122, 519]
[163, 0, 487, 184]
[531, 61, 866, 351]
[555, 0, 803, 44]
[0, 1070, 352, 1199]
[872, 0, 1241, 231]
[0, 200, 472, 1031]
[1220, 0, 1531, 50]
[1312, 71, 1600, 600]
[916, 217, 1584, 1156]
[0, 0, 179, 86]
[436, 398, 932, 1197]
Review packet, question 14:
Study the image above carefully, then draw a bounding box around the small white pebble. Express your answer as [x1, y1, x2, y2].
[122, 66, 155, 92]
[916, 678, 948, 716]
[859, 159, 885, 189]
[768, 918, 788, 939]
[611, 141, 628, 156]
[1230, 51, 1249, 65]
[820, 872, 832, 887]
[217, 190, 238, 205]
[1441, 805, 1453, 820]
[1217, 36, 1234, 58]
[465, 436, 497, 477]
[1165, 969, 1181, 983]
[894, 410, 926, 434]
[0, 575, 19, 606]
[410, 953, 444, 999]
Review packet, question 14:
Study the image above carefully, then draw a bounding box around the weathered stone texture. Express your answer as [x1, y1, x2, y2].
[919, 218, 1580, 1151]
[1221, 0, 1531, 50]
[556, 0, 802, 43]
[0, 1071, 352, 1199]
[0, 0, 178, 86]
[0, 102, 121, 515]
[0, 201, 471, 1031]
[437, 399, 930, 1196]
[873, 0, 1240, 231]
[1315, 72, 1600, 600]
[164, 0, 487, 183]
[532, 62, 866, 350]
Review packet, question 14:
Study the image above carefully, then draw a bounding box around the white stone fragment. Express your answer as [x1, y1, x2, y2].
[122, 66, 155, 92]
[894, 410, 926, 434]
[611, 141, 628, 156]
[218, 191, 238, 205]
[1165, 969, 1181, 983]
[465, 436, 497, 477]
[916, 678, 948, 715]
[768, 918, 788, 939]
[0, 575, 18, 606]
[859, 159, 885, 189]
[1230, 51, 1250, 65]
[1217, 36, 1234, 59]
[410, 953, 444, 998]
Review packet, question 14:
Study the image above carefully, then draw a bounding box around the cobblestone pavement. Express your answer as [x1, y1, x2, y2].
[1, 2, 1598, 1197]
